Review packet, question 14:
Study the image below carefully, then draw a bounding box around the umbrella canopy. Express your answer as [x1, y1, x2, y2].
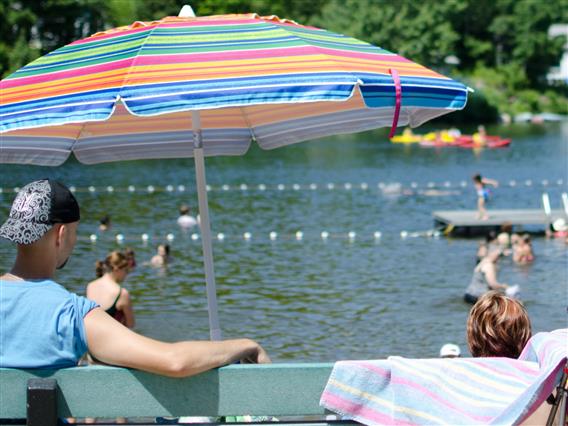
[0, 13, 469, 340]
[1, 14, 468, 164]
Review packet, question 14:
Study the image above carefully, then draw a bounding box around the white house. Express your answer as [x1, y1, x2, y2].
[547, 24, 568, 84]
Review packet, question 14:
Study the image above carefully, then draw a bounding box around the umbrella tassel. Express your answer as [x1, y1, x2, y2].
[388, 68, 402, 139]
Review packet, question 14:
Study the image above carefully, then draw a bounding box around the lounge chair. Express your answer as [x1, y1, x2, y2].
[320, 329, 567, 425]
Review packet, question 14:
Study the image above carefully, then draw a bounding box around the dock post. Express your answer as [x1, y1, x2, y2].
[562, 192, 568, 217]
[542, 193, 552, 231]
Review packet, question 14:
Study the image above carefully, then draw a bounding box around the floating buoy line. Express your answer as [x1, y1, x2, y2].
[82, 229, 445, 245]
[0, 179, 564, 196]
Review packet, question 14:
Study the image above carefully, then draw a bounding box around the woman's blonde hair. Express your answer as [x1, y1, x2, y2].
[95, 250, 129, 277]
[467, 291, 531, 358]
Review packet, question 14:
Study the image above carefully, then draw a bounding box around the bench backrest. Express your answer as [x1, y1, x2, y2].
[0, 363, 335, 419]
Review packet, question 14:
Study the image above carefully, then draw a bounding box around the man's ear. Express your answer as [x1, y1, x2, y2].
[54, 224, 65, 247]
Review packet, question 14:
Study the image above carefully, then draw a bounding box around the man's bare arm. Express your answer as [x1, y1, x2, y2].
[84, 308, 270, 377]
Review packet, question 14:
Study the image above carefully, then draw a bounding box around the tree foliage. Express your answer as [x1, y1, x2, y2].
[1, 0, 567, 116]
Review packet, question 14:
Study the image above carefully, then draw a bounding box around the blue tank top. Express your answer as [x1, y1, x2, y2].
[0, 279, 98, 368]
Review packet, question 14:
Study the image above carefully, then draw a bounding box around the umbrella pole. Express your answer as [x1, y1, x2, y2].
[192, 111, 222, 341]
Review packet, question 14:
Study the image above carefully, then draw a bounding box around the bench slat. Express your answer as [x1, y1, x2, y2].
[0, 363, 336, 418]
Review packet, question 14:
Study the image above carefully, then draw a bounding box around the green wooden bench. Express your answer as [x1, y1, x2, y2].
[0, 363, 359, 425]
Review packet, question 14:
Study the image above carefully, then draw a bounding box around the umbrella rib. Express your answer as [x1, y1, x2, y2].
[118, 18, 164, 108]
[239, 106, 257, 143]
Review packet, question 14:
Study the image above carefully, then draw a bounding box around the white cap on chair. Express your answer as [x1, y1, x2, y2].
[440, 343, 461, 358]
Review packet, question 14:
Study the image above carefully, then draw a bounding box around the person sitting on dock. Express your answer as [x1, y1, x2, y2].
[472, 173, 498, 220]
[464, 249, 511, 304]
[0, 179, 270, 375]
[546, 218, 568, 239]
[466, 291, 531, 358]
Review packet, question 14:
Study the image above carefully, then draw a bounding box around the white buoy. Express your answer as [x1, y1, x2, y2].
[0, 188, 3, 193]
[206, 184, 212, 191]
[557, 179, 564, 186]
[277, 184, 285, 190]
[222, 184, 230, 191]
[141, 233, 149, 242]
[240, 184, 248, 191]
[13, 187, 20, 193]
[116, 234, 124, 243]
[258, 184, 266, 191]
[166, 233, 175, 242]
[295, 231, 303, 240]
[269, 231, 278, 240]
[243, 232, 252, 240]
[541, 179, 549, 186]
[106, 185, 114, 193]
[345, 183, 352, 190]
[177, 185, 185, 192]
[293, 184, 300, 190]
[89, 234, 97, 243]
[88, 186, 96, 193]
[191, 233, 199, 241]
[525, 179, 532, 186]
[321, 231, 329, 240]
[361, 182, 368, 190]
[444, 181, 451, 187]
[378, 182, 385, 189]
[147, 185, 155, 193]
[327, 183, 335, 190]
[509, 180, 517, 187]
[310, 183, 318, 190]
[128, 185, 136, 192]
[400, 231, 408, 239]
[460, 181, 467, 187]
[411, 182, 418, 188]
[427, 182, 435, 188]
[348, 231, 356, 240]
[69, 186, 76, 193]
[374, 231, 382, 239]
[217, 233, 225, 241]
[166, 185, 174, 192]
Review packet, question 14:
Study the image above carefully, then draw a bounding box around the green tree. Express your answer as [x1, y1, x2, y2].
[0, 1, 39, 77]
[1, 0, 128, 78]
[313, 0, 465, 69]
[454, 0, 568, 85]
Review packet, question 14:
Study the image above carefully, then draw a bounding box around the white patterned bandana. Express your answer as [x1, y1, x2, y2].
[0, 179, 79, 245]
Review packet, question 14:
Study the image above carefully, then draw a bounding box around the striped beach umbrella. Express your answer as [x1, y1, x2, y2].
[0, 9, 469, 340]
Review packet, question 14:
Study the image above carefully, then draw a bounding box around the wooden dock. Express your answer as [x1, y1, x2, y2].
[433, 209, 566, 234]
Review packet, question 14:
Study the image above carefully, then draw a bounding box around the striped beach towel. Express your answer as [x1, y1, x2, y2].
[320, 329, 567, 425]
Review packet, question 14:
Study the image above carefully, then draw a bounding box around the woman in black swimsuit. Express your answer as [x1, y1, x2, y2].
[86, 250, 135, 328]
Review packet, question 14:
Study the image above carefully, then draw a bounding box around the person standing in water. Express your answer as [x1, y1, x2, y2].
[87, 251, 135, 328]
[177, 204, 197, 229]
[472, 173, 498, 220]
[464, 249, 511, 304]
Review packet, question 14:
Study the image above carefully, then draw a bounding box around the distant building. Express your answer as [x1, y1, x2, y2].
[547, 24, 568, 84]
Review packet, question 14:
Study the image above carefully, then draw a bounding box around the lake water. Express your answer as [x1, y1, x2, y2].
[1, 122, 567, 361]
